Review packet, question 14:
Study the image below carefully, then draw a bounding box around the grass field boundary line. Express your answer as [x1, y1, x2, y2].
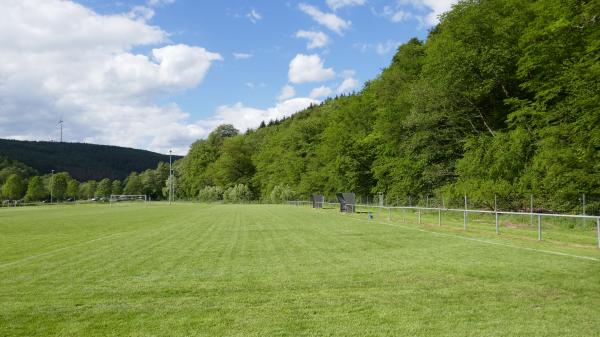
[0, 233, 124, 269]
[336, 212, 600, 262]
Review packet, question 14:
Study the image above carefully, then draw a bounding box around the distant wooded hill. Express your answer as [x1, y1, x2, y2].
[0, 139, 181, 181]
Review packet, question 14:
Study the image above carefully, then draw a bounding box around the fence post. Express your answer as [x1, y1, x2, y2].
[464, 195, 468, 231]
[418, 209, 421, 224]
[597, 217, 599, 249]
[388, 207, 391, 221]
[438, 208, 441, 226]
[495, 212, 499, 234]
[495, 194, 499, 234]
[538, 214, 542, 241]
[530, 195, 534, 226]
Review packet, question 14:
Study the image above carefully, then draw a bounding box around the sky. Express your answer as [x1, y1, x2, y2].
[0, 0, 458, 155]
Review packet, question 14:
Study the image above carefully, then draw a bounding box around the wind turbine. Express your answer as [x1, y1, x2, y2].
[58, 117, 63, 142]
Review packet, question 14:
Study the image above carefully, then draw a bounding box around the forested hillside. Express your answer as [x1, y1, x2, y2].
[0, 139, 179, 181]
[175, 0, 599, 212]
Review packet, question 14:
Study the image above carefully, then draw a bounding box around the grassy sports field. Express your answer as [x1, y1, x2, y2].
[1, 203, 599, 336]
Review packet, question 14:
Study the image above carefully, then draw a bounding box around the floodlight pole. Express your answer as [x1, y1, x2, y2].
[169, 150, 172, 205]
[50, 170, 54, 204]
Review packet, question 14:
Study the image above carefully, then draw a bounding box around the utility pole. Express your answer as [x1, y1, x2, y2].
[50, 170, 55, 204]
[169, 150, 173, 205]
[58, 118, 63, 143]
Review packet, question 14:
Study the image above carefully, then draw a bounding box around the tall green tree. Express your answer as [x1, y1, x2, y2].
[24, 176, 48, 202]
[66, 179, 79, 200]
[178, 125, 240, 197]
[50, 172, 69, 201]
[124, 173, 142, 195]
[2, 174, 26, 200]
[96, 178, 112, 198]
[111, 180, 123, 195]
[79, 181, 97, 200]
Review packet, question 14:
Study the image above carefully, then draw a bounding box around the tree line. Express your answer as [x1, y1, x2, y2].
[0, 139, 179, 181]
[172, 0, 599, 212]
[0, 161, 172, 202]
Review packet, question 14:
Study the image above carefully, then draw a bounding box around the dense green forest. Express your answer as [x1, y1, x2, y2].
[0, 140, 177, 203]
[0, 139, 179, 181]
[0, 160, 172, 203]
[174, 0, 599, 212]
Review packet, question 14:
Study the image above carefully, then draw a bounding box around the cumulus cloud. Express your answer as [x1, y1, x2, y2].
[128, 0, 176, 23]
[0, 0, 222, 154]
[128, 6, 155, 21]
[414, 0, 458, 25]
[246, 9, 262, 23]
[298, 3, 351, 35]
[379, 5, 412, 23]
[210, 98, 318, 132]
[295, 30, 330, 49]
[326, 0, 366, 11]
[153, 45, 222, 88]
[337, 78, 359, 93]
[278, 85, 296, 101]
[380, 0, 458, 26]
[375, 40, 401, 55]
[353, 40, 400, 55]
[288, 54, 335, 84]
[233, 52, 253, 60]
[309, 86, 333, 99]
[147, 0, 176, 6]
[336, 70, 360, 94]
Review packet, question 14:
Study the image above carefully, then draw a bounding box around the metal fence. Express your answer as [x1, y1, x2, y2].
[289, 200, 600, 249]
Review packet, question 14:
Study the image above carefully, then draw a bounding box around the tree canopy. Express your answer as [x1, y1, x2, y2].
[172, 0, 599, 212]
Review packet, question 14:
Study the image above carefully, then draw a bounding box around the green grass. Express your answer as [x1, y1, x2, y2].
[1, 203, 600, 336]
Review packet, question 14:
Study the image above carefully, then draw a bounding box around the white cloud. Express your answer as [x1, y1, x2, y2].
[391, 10, 411, 22]
[147, 0, 176, 6]
[128, 6, 155, 21]
[376, 5, 413, 23]
[309, 86, 333, 99]
[295, 30, 330, 49]
[353, 40, 400, 55]
[336, 78, 359, 93]
[375, 40, 401, 55]
[418, 0, 457, 25]
[131, 0, 175, 21]
[278, 85, 296, 101]
[384, 0, 458, 26]
[210, 98, 318, 132]
[298, 3, 351, 35]
[288, 54, 335, 84]
[336, 70, 359, 94]
[326, 0, 366, 10]
[233, 52, 253, 60]
[152, 44, 222, 88]
[246, 9, 262, 23]
[0, 0, 222, 155]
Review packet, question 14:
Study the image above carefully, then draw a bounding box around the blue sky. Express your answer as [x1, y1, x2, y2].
[84, 0, 433, 115]
[0, 0, 456, 153]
